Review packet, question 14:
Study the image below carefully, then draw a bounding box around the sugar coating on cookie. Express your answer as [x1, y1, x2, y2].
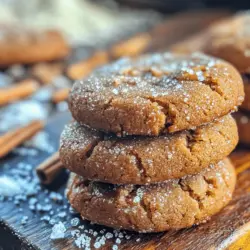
[69, 52, 244, 136]
[60, 115, 238, 184]
[0, 25, 69, 66]
[66, 158, 236, 232]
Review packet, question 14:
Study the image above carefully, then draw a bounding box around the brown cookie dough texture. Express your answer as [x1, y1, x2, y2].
[234, 111, 250, 144]
[67, 158, 236, 232]
[60, 115, 238, 184]
[203, 12, 250, 74]
[0, 25, 69, 66]
[69, 52, 244, 136]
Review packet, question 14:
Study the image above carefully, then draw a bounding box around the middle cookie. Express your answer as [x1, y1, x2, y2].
[60, 115, 238, 184]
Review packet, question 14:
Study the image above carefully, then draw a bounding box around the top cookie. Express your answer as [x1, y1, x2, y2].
[0, 25, 69, 66]
[204, 12, 250, 73]
[69, 52, 244, 136]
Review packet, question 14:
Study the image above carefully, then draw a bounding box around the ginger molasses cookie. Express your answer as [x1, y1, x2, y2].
[60, 115, 238, 184]
[203, 12, 250, 74]
[234, 111, 250, 144]
[66, 158, 236, 232]
[69, 52, 244, 136]
[0, 25, 69, 66]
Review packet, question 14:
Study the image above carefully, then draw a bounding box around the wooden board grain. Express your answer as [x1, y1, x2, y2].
[1, 111, 250, 250]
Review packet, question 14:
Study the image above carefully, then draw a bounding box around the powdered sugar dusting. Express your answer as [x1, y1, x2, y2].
[70, 51, 243, 136]
[0, 100, 49, 132]
[75, 52, 222, 99]
[67, 159, 234, 234]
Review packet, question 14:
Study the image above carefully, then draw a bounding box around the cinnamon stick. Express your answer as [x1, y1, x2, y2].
[36, 152, 64, 185]
[236, 161, 250, 175]
[31, 62, 64, 84]
[0, 79, 39, 106]
[0, 120, 44, 158]
[52, 88, 70, 103]
[66, 50, 109, 80]
[235, 153, 250, 175]
[110, 33, 151, 59]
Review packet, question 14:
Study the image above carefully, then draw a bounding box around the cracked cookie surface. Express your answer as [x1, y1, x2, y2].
[69, 52, 244, 136]
[60, 115, 238, 184]
[66, 158, 236, 232]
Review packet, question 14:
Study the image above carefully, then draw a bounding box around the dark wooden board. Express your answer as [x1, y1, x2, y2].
[1, 111, 250, 250]
[0, 112, 72, 250]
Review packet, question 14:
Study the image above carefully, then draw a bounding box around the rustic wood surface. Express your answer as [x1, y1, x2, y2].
[1, 10, 249, 250]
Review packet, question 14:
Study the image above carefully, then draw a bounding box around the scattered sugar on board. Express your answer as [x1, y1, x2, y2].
[0, 100, 49, 132]
[0, 72, 12, 87]
[7, 64, 26, 79]
[24, 131, 54, 153]
[0, 157, 139, 249]
[70, 226, 137, 249]
[21, 216, 29, 225]
[50, 222, 66, 239]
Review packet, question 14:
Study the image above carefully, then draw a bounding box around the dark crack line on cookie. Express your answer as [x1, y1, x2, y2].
[103, 97, 114, 111]
[178, 179, 204, 211]
[130, 150, 148, 182]
[217, 129, 231, 142]
[143, 96, 176, 133]
[139, 198, 156, 228]
[202, 79, 224, 97]
[102, 97, 116, 131]
[85, 139, 102, 159]
[185, 131, 196, 153]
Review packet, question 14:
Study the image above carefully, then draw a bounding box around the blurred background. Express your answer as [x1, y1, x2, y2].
[0, 0, 161, 45]
[0, 0, 248, 45]
[114, 0, 250, 11]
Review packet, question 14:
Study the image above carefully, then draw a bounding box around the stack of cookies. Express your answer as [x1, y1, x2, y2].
[172, 12, 250, 145]
[60, 52, 244, 232]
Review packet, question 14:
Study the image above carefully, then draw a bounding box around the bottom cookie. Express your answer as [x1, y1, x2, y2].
[67, 158, 236, 232]
[234, 111, 250, 144]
